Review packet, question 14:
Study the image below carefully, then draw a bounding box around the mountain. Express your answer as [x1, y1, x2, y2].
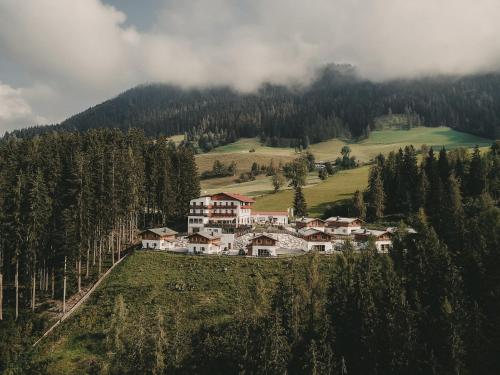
[9, 65, 500, 148]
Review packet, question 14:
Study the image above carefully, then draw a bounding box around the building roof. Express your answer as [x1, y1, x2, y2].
[325, 216, 362, 224]
[352, 228, 388, 238]
[386, 227, 418, 234]
[298, 228, 325, 237]
[140, 227, 177, 236]
[252, 233, 277, 242]
[252, 211, 288, 216]
[188, 232, 221, 240]
[296, 217, 325, 224]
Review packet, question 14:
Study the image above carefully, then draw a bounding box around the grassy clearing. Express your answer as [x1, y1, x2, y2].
[40, 252, 338, 374]
[253, 166, 370, 216]
[310, 127, 491, 162]
[196, 127, 491, 213]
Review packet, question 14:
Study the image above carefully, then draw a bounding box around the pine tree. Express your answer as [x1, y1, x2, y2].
[293, 186, 307, 217]
[367, 165, 385, 221]
[353, 190, 366, 220]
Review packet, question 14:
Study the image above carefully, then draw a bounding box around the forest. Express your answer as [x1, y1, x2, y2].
[99, 143, 499, 375]
[9, 64, 500, 151]
[0, 128, 200, 372]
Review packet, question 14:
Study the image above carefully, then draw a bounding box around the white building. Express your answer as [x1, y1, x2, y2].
[352, 229, 392, 252]
[139, 227, 178, 250]
[188, 192, 255, 234]
[325, 217, 363, 235]
[299, 228, 334, 252]
[248, 234, 279, 257]
[187, 232, 222, 255]
[252, 211, 289, 226]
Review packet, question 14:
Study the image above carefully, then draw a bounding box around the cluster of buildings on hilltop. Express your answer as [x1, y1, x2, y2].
[139, 192, 414, 256]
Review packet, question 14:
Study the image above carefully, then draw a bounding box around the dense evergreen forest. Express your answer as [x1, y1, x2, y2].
[9, 65, 500, 151]
[92, 144, 499, 375]
[0, 128, 200, 371]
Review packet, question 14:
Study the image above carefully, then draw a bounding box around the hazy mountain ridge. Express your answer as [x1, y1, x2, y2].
[8, 65, 500, 145]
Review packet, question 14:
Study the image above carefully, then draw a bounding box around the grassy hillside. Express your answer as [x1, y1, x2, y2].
[197, 127, 491, 213]
[253, 166, 370, 216]
[40, 252, 337, 374]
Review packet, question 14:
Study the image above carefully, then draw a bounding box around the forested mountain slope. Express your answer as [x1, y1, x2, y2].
[10, 65, 500, 149]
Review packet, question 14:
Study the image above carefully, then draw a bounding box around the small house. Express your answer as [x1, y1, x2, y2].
[300, 228, 334, 252]
[187, 232, 221, 255]
[325, 216, 363, 235]
[139, 227, 178, 250]
[295, 217, 326, 231]
[249, 234, 279, 257]
[352, 229, 392, 252]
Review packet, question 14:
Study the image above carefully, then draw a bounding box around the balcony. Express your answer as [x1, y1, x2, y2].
[210, 213, 236, 217]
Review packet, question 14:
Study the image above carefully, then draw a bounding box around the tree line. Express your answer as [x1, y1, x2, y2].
[0, 128, 199, 330]
[94, 199, 499, 375]
[10, 65, 500, 150]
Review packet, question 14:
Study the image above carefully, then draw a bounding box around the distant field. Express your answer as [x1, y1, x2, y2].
[310, 126, 492, 163]
[201, 171, 321, 197]
[40, 252, 338, 374]
[253, 166, 370, 217]
[196, 126, 491, 215]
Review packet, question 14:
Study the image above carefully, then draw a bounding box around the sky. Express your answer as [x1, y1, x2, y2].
[1, 0, 500, 133]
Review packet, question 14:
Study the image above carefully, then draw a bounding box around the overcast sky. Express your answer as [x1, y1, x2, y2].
[1, 0, 500, 133]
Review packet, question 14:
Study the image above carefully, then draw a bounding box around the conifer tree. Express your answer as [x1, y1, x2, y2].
[353, 190, 366, 220]
[293, 186, 307, 217]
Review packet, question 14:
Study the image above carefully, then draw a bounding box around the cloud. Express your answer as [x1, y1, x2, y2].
[1, 0, 500, 131]
[0, 82, 48, 133]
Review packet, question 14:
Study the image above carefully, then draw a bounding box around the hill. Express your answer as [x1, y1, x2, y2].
[39, 252, 338, 374]
[9, 65, 500, 147]
[197, 127, 492, 210]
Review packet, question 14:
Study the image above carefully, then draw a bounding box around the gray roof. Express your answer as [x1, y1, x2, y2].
[325, 216, 361, 224]
[298, 228, 324, 237]
[386, 227, 418, 234]
[296, 217, 325, 223]
[189, 232, 221, 240]
[141, 227, 177, 236]
[352, 228, 388, 237]
[253, 233, 277, 241]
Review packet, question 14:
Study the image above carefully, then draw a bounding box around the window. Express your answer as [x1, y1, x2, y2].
[258, 249, 271, 257]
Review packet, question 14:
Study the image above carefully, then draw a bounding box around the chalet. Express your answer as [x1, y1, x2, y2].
[139, 227, 177, 250]
[187, 232, 221, 255]
[248, 234, 279, 257]
[300, 228, 334, 252]
[295, 217, 326, 231]
[188, 192, 255, 234]
[325, 216, 363, 235]
[352, 229, 392, 252]
[252, 211, 289, 226]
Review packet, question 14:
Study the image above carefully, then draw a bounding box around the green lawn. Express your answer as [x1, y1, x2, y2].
[40, 252, 338, 374]
[310, 126, 491, 163]
[253, 166, 370, 216]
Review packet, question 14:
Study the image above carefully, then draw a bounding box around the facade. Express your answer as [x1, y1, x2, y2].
[188, 192, 255, 234]
[139, 227, 177, 250]
[187, 232, 221, 255]
[300, 228, 334, 252]
[325, 217, 363, 235]
[249, 234, 279, 257]
[295, 217, 326, 231]
[352, 229, 392, 252]
[252, 211, 289, 226]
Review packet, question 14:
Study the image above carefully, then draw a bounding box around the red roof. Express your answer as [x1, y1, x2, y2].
[212, 192, 255, 203]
